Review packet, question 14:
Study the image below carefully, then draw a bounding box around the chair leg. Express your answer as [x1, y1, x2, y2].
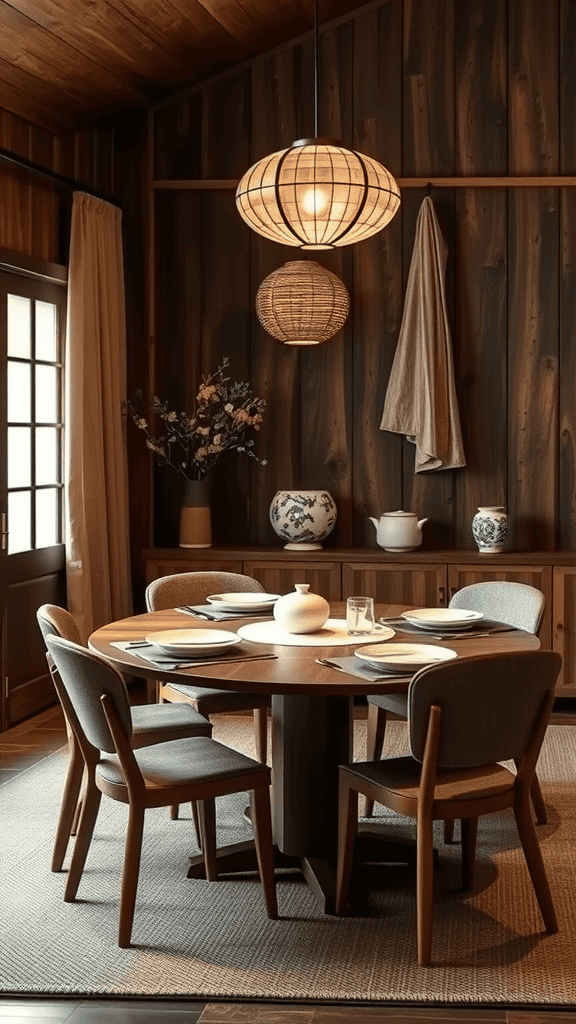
[364, 704, 388, 818]
[335, 778, 359, 915]
[444, 819, 456, 844]
[198, 798, 218, 881]
[514, 790, 558, 934]
[460, 816, 478, 890]
[416, 811, 435, 967]
[51, 738, 84, 872]
[118, 803, 146, 948]
[530, 772, 547, 825]
[250, 784, 278, 919]
[253, 706, 268, 764]
[64, 780, 102, 902]
[70, 796, 83, 836]
[169, 804, 179, 820]
[191, 801, 202, 849]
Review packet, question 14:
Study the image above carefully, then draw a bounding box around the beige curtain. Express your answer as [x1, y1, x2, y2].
[65, 192, 133, 643]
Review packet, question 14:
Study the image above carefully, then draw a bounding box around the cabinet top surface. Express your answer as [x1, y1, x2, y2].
[144, 547, 576, 565]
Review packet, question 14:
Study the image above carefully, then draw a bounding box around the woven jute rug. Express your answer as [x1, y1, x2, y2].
[1, 715, 574, 1003]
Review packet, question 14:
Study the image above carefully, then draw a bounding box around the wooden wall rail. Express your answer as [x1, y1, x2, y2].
[151, 176, 576, 190]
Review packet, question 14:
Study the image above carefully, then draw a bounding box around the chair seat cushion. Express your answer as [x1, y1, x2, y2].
[345, 755, 516, 804]
[367, 693, 409, 716]
[97, 735, 270, 792]
[160, 682, 270, 715]
[130, 702, 212, 748]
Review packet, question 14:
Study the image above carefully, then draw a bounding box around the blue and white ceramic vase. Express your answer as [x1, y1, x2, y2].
[471, 506, 508, 554]
[269, 489, 337, 550]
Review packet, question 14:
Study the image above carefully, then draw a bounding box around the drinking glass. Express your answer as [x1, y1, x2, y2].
[346, 596, 375, 635]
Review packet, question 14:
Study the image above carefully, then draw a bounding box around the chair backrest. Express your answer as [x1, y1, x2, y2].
[408, 650, 562, 769]
[145, 571, 265, 611]
[45, 634, 132, 754]
[37, 603, 82, 646]
[449, 581, 545, 633]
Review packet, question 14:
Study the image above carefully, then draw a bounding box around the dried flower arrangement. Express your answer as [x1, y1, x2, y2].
[124, 357, 267, 481]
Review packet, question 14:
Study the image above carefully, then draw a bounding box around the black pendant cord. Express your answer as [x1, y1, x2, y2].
[0, 146, 121, 208]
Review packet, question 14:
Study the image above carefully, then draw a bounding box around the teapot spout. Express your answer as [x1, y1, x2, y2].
[418, 518, 429, 530]
[368, 516, 378, 531]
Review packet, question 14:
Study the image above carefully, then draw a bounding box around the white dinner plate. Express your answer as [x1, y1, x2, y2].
[145, 628, 241, 656]
[401, 608, 484, 631]
[355, 642, 458, 673]
[206, 592, 280, 612]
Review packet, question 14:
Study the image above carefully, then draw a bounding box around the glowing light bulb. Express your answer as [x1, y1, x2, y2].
[301, 186, 329, 217]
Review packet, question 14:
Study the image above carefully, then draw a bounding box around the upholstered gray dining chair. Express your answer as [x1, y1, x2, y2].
[45, 633, 277, 947]
[37, 604, 212, 872]
[337, 649, 561, 966]
[364, 581, 548, 826]
[145, 571, 271, 765]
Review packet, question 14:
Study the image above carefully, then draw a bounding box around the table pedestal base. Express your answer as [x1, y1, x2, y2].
[187, 830, 419, 915]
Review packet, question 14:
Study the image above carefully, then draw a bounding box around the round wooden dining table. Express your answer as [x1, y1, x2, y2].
[89, 602, 540, 913]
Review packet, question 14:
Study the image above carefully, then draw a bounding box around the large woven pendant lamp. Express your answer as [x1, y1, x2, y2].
[236, 2, 400, 249]
[256, 260, 349, 345]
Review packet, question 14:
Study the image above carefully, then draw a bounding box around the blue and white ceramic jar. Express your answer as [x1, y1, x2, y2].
[269, 489, 337, 550]
[471, 506, 508, 553]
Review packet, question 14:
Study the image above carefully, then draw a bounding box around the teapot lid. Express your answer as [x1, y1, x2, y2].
[384, 509, 416, 517]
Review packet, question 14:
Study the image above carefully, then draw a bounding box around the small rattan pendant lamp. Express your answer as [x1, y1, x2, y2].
[236, 1, 400, 249]
[256, 260, 349, 345]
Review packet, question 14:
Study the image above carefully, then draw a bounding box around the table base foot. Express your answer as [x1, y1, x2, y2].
[187, 832, 427, 915]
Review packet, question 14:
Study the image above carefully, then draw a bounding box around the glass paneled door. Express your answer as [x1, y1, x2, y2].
[0, 264, 67, 729]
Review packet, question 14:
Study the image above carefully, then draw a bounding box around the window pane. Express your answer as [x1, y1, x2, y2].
[36, 427, 60, 485]
[8, 361, 31, 422]
[36, 488, 59, 548]
[35, 364, 59, 422]
[36, 301, 58, 361]
[8, 427, 31, 487]
[8, 491, 31, 554]
[7, 294, 31, 358]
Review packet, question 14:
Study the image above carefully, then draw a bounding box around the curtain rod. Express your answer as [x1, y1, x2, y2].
[0, 147, 121, 207]
[152, 175, 576, 190]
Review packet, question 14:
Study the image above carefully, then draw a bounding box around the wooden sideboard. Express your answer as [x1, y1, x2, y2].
[143, 547, 576, 698]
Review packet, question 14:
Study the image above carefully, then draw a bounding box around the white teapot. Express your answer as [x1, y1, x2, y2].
[368, 510, 428, 552]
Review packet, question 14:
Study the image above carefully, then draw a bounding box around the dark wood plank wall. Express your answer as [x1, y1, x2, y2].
[142, 0, 576, 554]
[0, 107, 116, 263]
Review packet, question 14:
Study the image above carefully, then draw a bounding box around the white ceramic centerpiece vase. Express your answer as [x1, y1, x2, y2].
[269, 490, 337, 550]
[471, 506, 508, 553]
[273, 583, 329, 634]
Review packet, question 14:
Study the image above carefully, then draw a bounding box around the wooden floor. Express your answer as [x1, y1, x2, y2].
[2, 693, 576, 1024]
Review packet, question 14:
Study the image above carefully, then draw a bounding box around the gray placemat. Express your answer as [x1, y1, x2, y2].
[317, 655, 412, 684]
[178, 604, 273, 621]
[112, 640, 272, 671]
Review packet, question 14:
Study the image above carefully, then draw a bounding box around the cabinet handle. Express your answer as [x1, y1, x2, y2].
[449, 587, 457, 599]
[438, 586, 446, 605]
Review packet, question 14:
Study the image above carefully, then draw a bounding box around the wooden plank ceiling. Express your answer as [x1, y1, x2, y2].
[0, 0, 364, 130]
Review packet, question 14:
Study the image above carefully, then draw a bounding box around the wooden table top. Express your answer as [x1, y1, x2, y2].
[88, 603, 540, 697]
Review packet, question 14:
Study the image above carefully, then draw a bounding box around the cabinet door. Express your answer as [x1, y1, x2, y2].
[553, 566, 576, 697]
[448, 564, 553, 647]
[145, 557, 244, 584]
[342, 563, 448, 606]
[243, 560, 341, 600]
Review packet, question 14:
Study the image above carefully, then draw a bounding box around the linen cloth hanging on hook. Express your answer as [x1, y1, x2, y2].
[380, 196, 466, 472]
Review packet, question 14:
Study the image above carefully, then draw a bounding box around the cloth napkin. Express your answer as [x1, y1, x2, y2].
[317, 655, 412, 684]
[380, 196, 466, 472]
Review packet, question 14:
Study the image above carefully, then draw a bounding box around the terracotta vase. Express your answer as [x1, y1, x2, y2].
[179, 478, 211, 548]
